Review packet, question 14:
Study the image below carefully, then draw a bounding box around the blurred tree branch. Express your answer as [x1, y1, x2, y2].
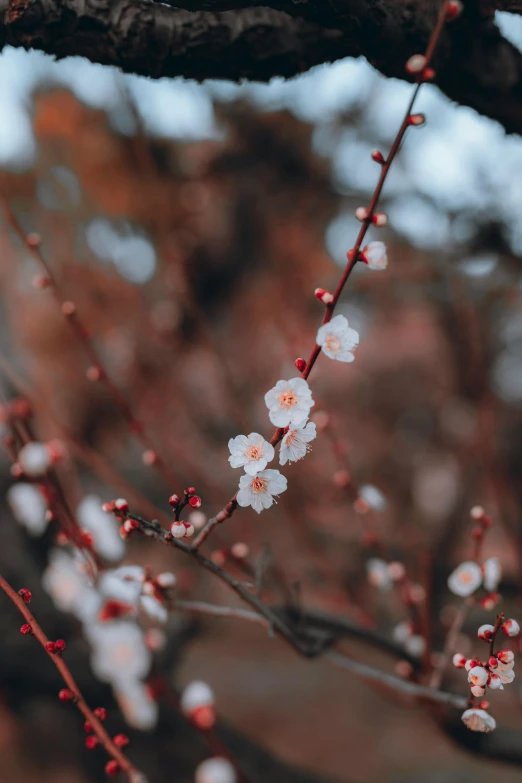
[4, 0, 522, 134]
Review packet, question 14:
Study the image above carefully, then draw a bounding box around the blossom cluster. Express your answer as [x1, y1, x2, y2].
[455, 618, 519, 733]
[447, 557, 501, 600]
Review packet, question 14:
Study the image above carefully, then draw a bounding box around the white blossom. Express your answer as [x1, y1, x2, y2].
[468, 665, 488, 687]
[447, 561, 482, 597]
[461, 708, 496, 733]
[404, 635, 426, 658]
[89, 622, 151, 684]
[483, 557, 501, 592]
[139, 595, 168, 624]
[264, 378, 314, 428]
[43, 549, 101, 621]
[7, 483, 48, 536]
[316, 315, 359, 363]
[236, 469, 287, 514]
[78, 495, 125, 563]
[503, 618, 520, 638]
[18, 442, 51, 476]
[363, 241, 388, 270]
[195, 758, 237, 783]
[497, 662, 515, 684]
[488, 673, 503, 690]
[228, 433, 274, 476]
[279, 421, 316, 465]
[114, 678, 158, 731]
[359, 484, 387, 511]
[366, 558, 392, 591]
[180, 681, 214, 715]
[99, 565, 146, 605]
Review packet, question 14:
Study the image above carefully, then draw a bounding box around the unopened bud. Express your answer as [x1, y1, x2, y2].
[371, 213, 388, 227]
[371, 149, 385, 164]
[170, 521, 186, 539]
[447, 0, 463, 20]
[295, 357, 306, 373]
[408, 114, 426, 127]
[406, 54, 427, 74]
[314, 288, 334, 305]
[61, 301, 76, 317]
[355, 206, 369, 222]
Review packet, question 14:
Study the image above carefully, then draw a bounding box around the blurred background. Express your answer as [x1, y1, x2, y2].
[1, 9, 522, 783]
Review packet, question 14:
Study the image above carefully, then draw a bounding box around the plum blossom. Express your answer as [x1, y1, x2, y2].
[483, 557, 501, 592]
[113, 679, 158, 730]
[461, 708, 496, 733]
[447, 561, 482, 597]
[236, 469, 287, 514]
[88, 621, 151, 684]
[264, 378, 314, 428]
[195, 758, 237, 783]
[78, 495, 125, 563]
[18, 442, 52, 476]
[139, 595, 168, 624]
[496, 661, 515, 684]
[362, 241, 388, 270]
[316, 315, 359, 363]
[7, 483, 48, 536]
[180, 681, 214, 716]
[228, 433, 274, 475]
[99, 565, 146, 605]
[366, 558, 392, 591]
[502, 618, 520, 637]
[468, 666, 488, 687]
[279, 421, 316, 465]
[43, 549, 101, 622]
[359, 484, 387, 511]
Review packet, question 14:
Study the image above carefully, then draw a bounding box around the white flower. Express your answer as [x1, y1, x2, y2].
[78, 495, 125, 563]
[316, 315, 359, 363]
[228, 433, 274, 476]
[488, 673, 503, 690]
[468, 666, 488, 687]
[195, 758, 237, 783]
[236, 469, 287, 514]
[99, 565, 145, 605]
[89, 622, 151, 684]
[447, 561, 482, 597]
[503, 618, 520, 638]
[404, 634, 426, 658]
[497, 662, 515, 684]
[363, 241, 388, 270]
[139, 595, 168, 624]
[18, 442, 51, 476]
[264, 378, 314, 428]
[359, 484, 387, 511]
[180, 681, 214, 716]
[7, 483, 48, 536]
[279, 422, 316, 465]
[477, 624, 495, 641]
[483, 557, 501, 592]
[366, 558, 392, 591]
[113, 679, 158, 731]
[470, 685, 486, 697]
[393, 621, 413, 644]
[461, 708, 496, 733]
[43, 549, 101, 621]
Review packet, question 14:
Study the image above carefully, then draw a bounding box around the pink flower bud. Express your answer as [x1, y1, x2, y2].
[355, 207, 369, 222]
[488, 673, 503, 690]
[142, 449, 158, 466]
[156, 572, 176, 588]
[371, 150, 385, 164]
[488, 656, 498, 669]
[497, 649, 514, 664]
[470, 685, 486, 697]
[61, 301, 76, 317]
[470, 505, 485, 520]
[314, 288, 334, 305]
[502, 619, 520, 638]
[169, 494, 180, 507]
[452, 653, 467, 668]
[295, 358, 306, 373]
[447, 0, 463, 20]
[406, 54, 427, 74]
[478, 624, 495, 641]
[371, 213, 388, 227]
[408, 114, 426, 127]
[114, 498, 128, 513]
[231, 542, 249, 559]
[189, 495, 202, 509]
[86, 366, 102, 382]
[183, 521, 195, 538]
[170, 521, 186, 539]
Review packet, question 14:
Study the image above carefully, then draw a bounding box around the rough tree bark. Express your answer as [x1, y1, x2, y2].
[2, 0, 522, 134]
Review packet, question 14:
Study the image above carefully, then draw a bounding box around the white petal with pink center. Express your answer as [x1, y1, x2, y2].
[447, 561, 482, 597]
[461, 708, 496, 733]
[236, 469, 288, 514]
[228, 433, 275, 476]
[316, 315, 359, 363]
[264, 378, 314, 428]
[279, 421, 316, 465]
[483, 557, 501, 592]
[468, 665, 488, 687]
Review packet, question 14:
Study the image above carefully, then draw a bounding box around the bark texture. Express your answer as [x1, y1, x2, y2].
[3, 0, 522, 134]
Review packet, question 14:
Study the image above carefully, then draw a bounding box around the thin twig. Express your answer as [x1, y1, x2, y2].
[0, 574, 145, 783]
